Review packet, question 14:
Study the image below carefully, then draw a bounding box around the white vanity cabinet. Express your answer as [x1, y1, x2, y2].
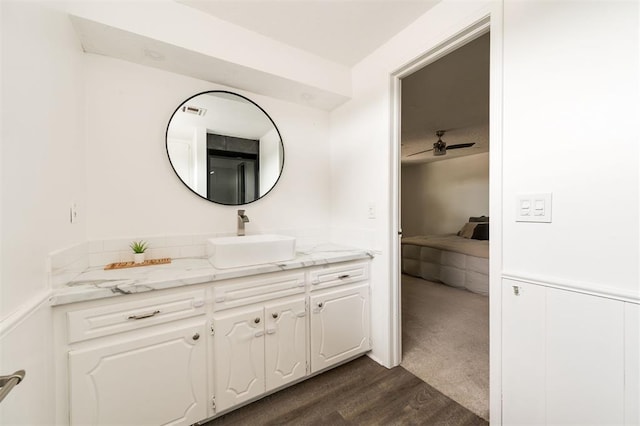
[309, 284, 370, 373]
[211, 304, 266, 412]
[308, 262, 371, 373]
[263, 297, 308, 391]
[210, 271, 308, 413]
[69, 320, 207, 426]
[210, 262, 371, 414]
[57, 289, 209, 426]
[54, 257, 371, 424]
[212, 296, 307, 412]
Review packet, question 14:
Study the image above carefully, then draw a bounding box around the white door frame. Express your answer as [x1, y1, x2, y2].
[388, 9, 504, 423]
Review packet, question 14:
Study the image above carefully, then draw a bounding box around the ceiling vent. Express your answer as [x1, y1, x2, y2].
[181, 105, 207, 116]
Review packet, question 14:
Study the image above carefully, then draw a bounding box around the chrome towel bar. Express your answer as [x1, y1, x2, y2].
[0, 370, 25, 404]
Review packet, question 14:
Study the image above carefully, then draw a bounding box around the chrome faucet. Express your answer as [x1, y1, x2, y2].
[237, 209, 250, 236]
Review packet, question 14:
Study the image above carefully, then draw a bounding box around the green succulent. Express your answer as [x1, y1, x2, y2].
[130, 240, 148, 254]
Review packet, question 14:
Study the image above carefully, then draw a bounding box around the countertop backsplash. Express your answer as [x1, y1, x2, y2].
[48, 227, 344, 292]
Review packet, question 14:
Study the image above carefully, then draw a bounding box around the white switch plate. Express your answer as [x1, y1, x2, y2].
[70, 203, 78, 224]
[367, 203, 376, 219]
[516, 193, 552, 223]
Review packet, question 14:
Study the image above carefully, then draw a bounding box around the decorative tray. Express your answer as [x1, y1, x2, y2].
[104, 258, 172, 270]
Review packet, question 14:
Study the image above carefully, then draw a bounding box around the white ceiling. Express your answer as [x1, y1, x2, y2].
[176, 0, 440, 66]
[69, 0, 488, 162]
[173, 0, 488, 165]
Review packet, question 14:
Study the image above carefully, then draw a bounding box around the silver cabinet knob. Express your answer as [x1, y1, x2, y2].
[272, 312, 279, 319]
[254, 317, 261, 324]
[192, 333, 200, 341]
[318, 302, 324, 308]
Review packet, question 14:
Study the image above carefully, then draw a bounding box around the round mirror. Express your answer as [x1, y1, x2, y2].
[166, 91, 284, 205]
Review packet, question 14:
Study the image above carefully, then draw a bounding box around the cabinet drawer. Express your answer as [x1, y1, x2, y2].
[212, 272, 305, 311]
[67, 290, 206, 343]
[309, 261, 369, 291]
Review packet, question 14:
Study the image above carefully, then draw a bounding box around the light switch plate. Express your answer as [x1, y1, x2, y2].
[70, 202, 78, 224]
[516, 193, 552, 223]
[367, 202, 376, 219]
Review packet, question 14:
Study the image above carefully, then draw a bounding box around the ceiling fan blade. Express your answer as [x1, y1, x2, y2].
[407, 148, 434, 157]
[446, 142, 476, 150]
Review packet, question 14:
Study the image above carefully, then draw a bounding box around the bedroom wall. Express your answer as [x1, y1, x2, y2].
[401, 153, 489, 237]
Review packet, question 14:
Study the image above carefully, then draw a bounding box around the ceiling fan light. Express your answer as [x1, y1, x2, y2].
[433, 140, 447, 156]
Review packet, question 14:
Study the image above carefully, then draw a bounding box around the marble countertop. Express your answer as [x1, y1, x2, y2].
[50, 244, 374, 306]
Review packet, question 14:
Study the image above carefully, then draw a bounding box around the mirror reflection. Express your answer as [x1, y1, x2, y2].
[166, 91, 284, 205]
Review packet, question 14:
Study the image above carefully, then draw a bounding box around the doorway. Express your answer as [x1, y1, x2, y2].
[392, 18, 493, 419]
[206, 132, 260, 204]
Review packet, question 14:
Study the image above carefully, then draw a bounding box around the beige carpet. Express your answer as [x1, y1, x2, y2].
[401, 274, 490, 421]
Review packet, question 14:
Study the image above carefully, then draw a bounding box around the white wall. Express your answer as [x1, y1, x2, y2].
[502, 0, 639, 294]
[498, 3, 639, 421]
[330, 0, 639, 422]
[0, 1, 86, 317]
[401, 153, 489, 236]
[329, 0, 496, 369]
[0, 2, 85, 423]
[84, 54, 332, 240]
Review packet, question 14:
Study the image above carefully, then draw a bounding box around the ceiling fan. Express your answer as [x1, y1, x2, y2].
[408, 130, 475, 157]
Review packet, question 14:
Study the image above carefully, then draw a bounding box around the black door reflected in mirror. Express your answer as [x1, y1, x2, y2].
[166, 91, 284, 205]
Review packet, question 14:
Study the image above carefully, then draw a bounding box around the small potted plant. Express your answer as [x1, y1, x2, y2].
[130, 240, 148, 264]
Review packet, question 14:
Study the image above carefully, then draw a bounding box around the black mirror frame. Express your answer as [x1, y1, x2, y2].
[165, 90, 285, 206]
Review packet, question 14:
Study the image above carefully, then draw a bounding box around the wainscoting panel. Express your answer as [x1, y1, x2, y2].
[625, 302, 640, 425]
[502, 276, 636, 425]
[502, 280, 545, 425]
[546, 288, 624, 425]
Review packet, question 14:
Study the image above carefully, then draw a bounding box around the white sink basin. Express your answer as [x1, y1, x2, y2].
[207, 234, 296, 269]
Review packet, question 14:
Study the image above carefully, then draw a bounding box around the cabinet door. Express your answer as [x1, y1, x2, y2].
[264, 297, 307, 391]
[310, 283, 370, 373]
[212, 305, 265, 413]
[68, 320, 207, 426]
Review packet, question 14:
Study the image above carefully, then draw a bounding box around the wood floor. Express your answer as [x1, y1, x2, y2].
[201, 356, 488, 426]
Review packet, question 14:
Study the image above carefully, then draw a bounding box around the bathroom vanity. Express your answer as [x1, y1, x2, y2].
[51, 246, 372, 425]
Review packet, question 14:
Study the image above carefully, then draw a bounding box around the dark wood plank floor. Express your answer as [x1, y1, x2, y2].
[201, 356, 488, 426]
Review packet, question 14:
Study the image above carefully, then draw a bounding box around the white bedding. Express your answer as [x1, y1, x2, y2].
[401, 235, 489, 295]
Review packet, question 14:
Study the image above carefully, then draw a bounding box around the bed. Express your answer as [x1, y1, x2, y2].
[401, 225, 489, 295]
